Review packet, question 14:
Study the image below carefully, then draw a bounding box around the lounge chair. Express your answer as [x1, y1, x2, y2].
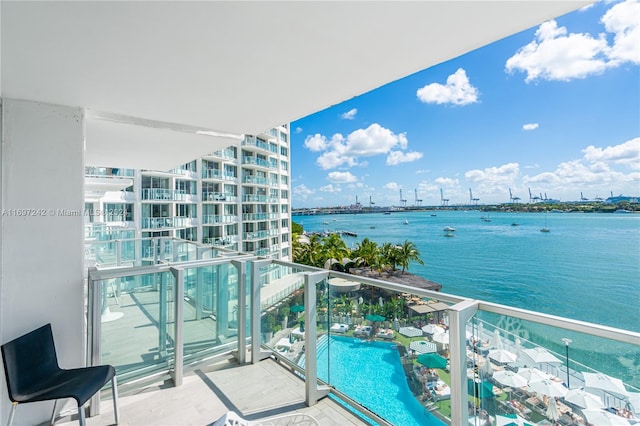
[212, 410, 319, 426]
[330, 323, 348, 333]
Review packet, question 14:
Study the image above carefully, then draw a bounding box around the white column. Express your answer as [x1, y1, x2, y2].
[448, 299, 479, 426]
[0, 98, 85, 425]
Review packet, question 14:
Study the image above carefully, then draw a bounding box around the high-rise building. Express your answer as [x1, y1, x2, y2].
[84, 125, 291, 261]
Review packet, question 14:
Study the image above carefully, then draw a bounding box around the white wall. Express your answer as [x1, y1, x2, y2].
[0, 98, 85, 425]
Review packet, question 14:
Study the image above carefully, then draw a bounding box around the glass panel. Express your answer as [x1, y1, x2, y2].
[182, 263, 240, 363]
[99, 271, 176, 382]
[467, 311, 639, 426]
[259, 263, 307, 357]
[319, 276, 450, 425]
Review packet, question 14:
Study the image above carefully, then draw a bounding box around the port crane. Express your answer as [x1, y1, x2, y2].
[469, 188, 479, 206]
[509, 188, 521, 203]
[529, 188, 541, 203]
[399, 189, 407, 207]
[369, 195, 375, 210]
[580, 192, 589, 202]
[440, 188, 449, 207]
[414, 189, 422, 207]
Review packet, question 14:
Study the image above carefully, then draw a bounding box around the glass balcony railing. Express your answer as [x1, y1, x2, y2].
[202, 169, 222, 179]
[87, 258, 639, 426]
[242, 213, 269, 221]
[140, 188, 187, 201]
[202, 192, 237, 202]
[85, 166, 135, 177]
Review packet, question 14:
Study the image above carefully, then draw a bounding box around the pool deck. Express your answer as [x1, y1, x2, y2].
[48, 358, 367, 426]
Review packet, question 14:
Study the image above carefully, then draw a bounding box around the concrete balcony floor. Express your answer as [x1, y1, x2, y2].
[50, 357, 366, 426]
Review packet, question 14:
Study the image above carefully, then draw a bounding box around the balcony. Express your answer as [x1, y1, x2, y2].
[84, 253, 639, 426]
[140, 188, 187, 201]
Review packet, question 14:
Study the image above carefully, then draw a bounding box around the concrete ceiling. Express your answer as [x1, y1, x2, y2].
[1, 1, 591, 169]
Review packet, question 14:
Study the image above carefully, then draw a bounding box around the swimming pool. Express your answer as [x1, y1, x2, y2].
[316, 335, 445, 426]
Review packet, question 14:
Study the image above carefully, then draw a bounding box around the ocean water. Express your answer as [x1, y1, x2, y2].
[295, 210, 640, 387]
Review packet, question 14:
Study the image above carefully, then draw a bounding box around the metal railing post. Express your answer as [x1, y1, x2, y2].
[232, 260, 247, 363]
[170, 267, 184, 386]
[304, 271, 330, 407]
[250, 259, 272, 363]
[88, 269, 104, 417]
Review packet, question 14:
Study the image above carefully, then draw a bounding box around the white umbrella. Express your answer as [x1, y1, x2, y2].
[399, 326, 423, 338]
[583, 372, 629, 398]
[490, 329, 502, 349]
[546, 400, 560, 421]
[564, 388, 604, 409]
[520, 347, 562, 365]
[432, 331, 450, 345]
[529, 379, 568, 398]
[488, 349, 518, 364]
[422, 324, 445, 335]
[493, 370, 528, 388]
[518, 367, 551, 384]
[409, 340, 437, 354]
[481, 357, 494, 378]
[582, 409, 629, 426]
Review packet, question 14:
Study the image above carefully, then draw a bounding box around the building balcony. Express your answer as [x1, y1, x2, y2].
[83, 253, 639, 426]
[140, 188, 187, 201]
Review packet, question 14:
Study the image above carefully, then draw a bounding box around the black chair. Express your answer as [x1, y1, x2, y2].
[1, 324, 119, 426]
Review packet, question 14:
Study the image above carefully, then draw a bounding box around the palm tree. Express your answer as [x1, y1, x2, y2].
[320, 233, 350, 267]
[380, 242, 401, 271]
[352, 238, 379, 271]
[397, 240, 424, 273]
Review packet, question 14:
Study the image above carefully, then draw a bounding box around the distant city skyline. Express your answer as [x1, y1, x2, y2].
[290, 1, 639, 208]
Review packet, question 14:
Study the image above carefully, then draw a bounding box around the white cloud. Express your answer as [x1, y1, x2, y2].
[416, 68, 479, 106]
[524, 138, 640, 198]
[582, 137, 640, 169]
[310, 123, 413, 170]
[384, 182, 400, 191]
[386, 150, 423, 165]
[319, 184, 341, 193]
[506, 20, 609, 82]
[601, 0, 640, 65]
[295, 127, 303, 134]
[465, 163, 520, 185]
[434, 177, 460, 186]
[293, 184, 314, 201]
[304, 134, 329, 152]
[506, 1, 640, 82]
[523, 123, 539, 131]
[328, 171, 357, 183]
[340, 108, 358, 120]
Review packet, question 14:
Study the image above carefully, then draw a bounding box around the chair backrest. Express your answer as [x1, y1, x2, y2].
[1, 324, 61, 401]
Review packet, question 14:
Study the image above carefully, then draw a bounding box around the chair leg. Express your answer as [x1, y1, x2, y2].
[50, 399, 58, 425]
[78, 404, 86, 426]
[7, 402, 17, 426]
[112, 375, 120, 424]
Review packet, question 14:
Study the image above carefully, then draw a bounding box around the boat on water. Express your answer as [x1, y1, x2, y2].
[383, 212, 391, 215]
[511, 222, 519, 226]
[404, 220, 409, 225]
[342, 230, 358, 237]
[540, 214, 550, 232]
[443, 226, 456, 232]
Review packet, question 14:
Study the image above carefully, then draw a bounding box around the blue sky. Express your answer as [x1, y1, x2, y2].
[290, 1, 639, 208]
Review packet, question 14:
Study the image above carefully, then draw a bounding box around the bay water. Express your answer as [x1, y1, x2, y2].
[294, 210, 640, 387]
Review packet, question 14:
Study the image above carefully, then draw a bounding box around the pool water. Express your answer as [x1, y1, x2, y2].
[316, 335, 445, 425]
